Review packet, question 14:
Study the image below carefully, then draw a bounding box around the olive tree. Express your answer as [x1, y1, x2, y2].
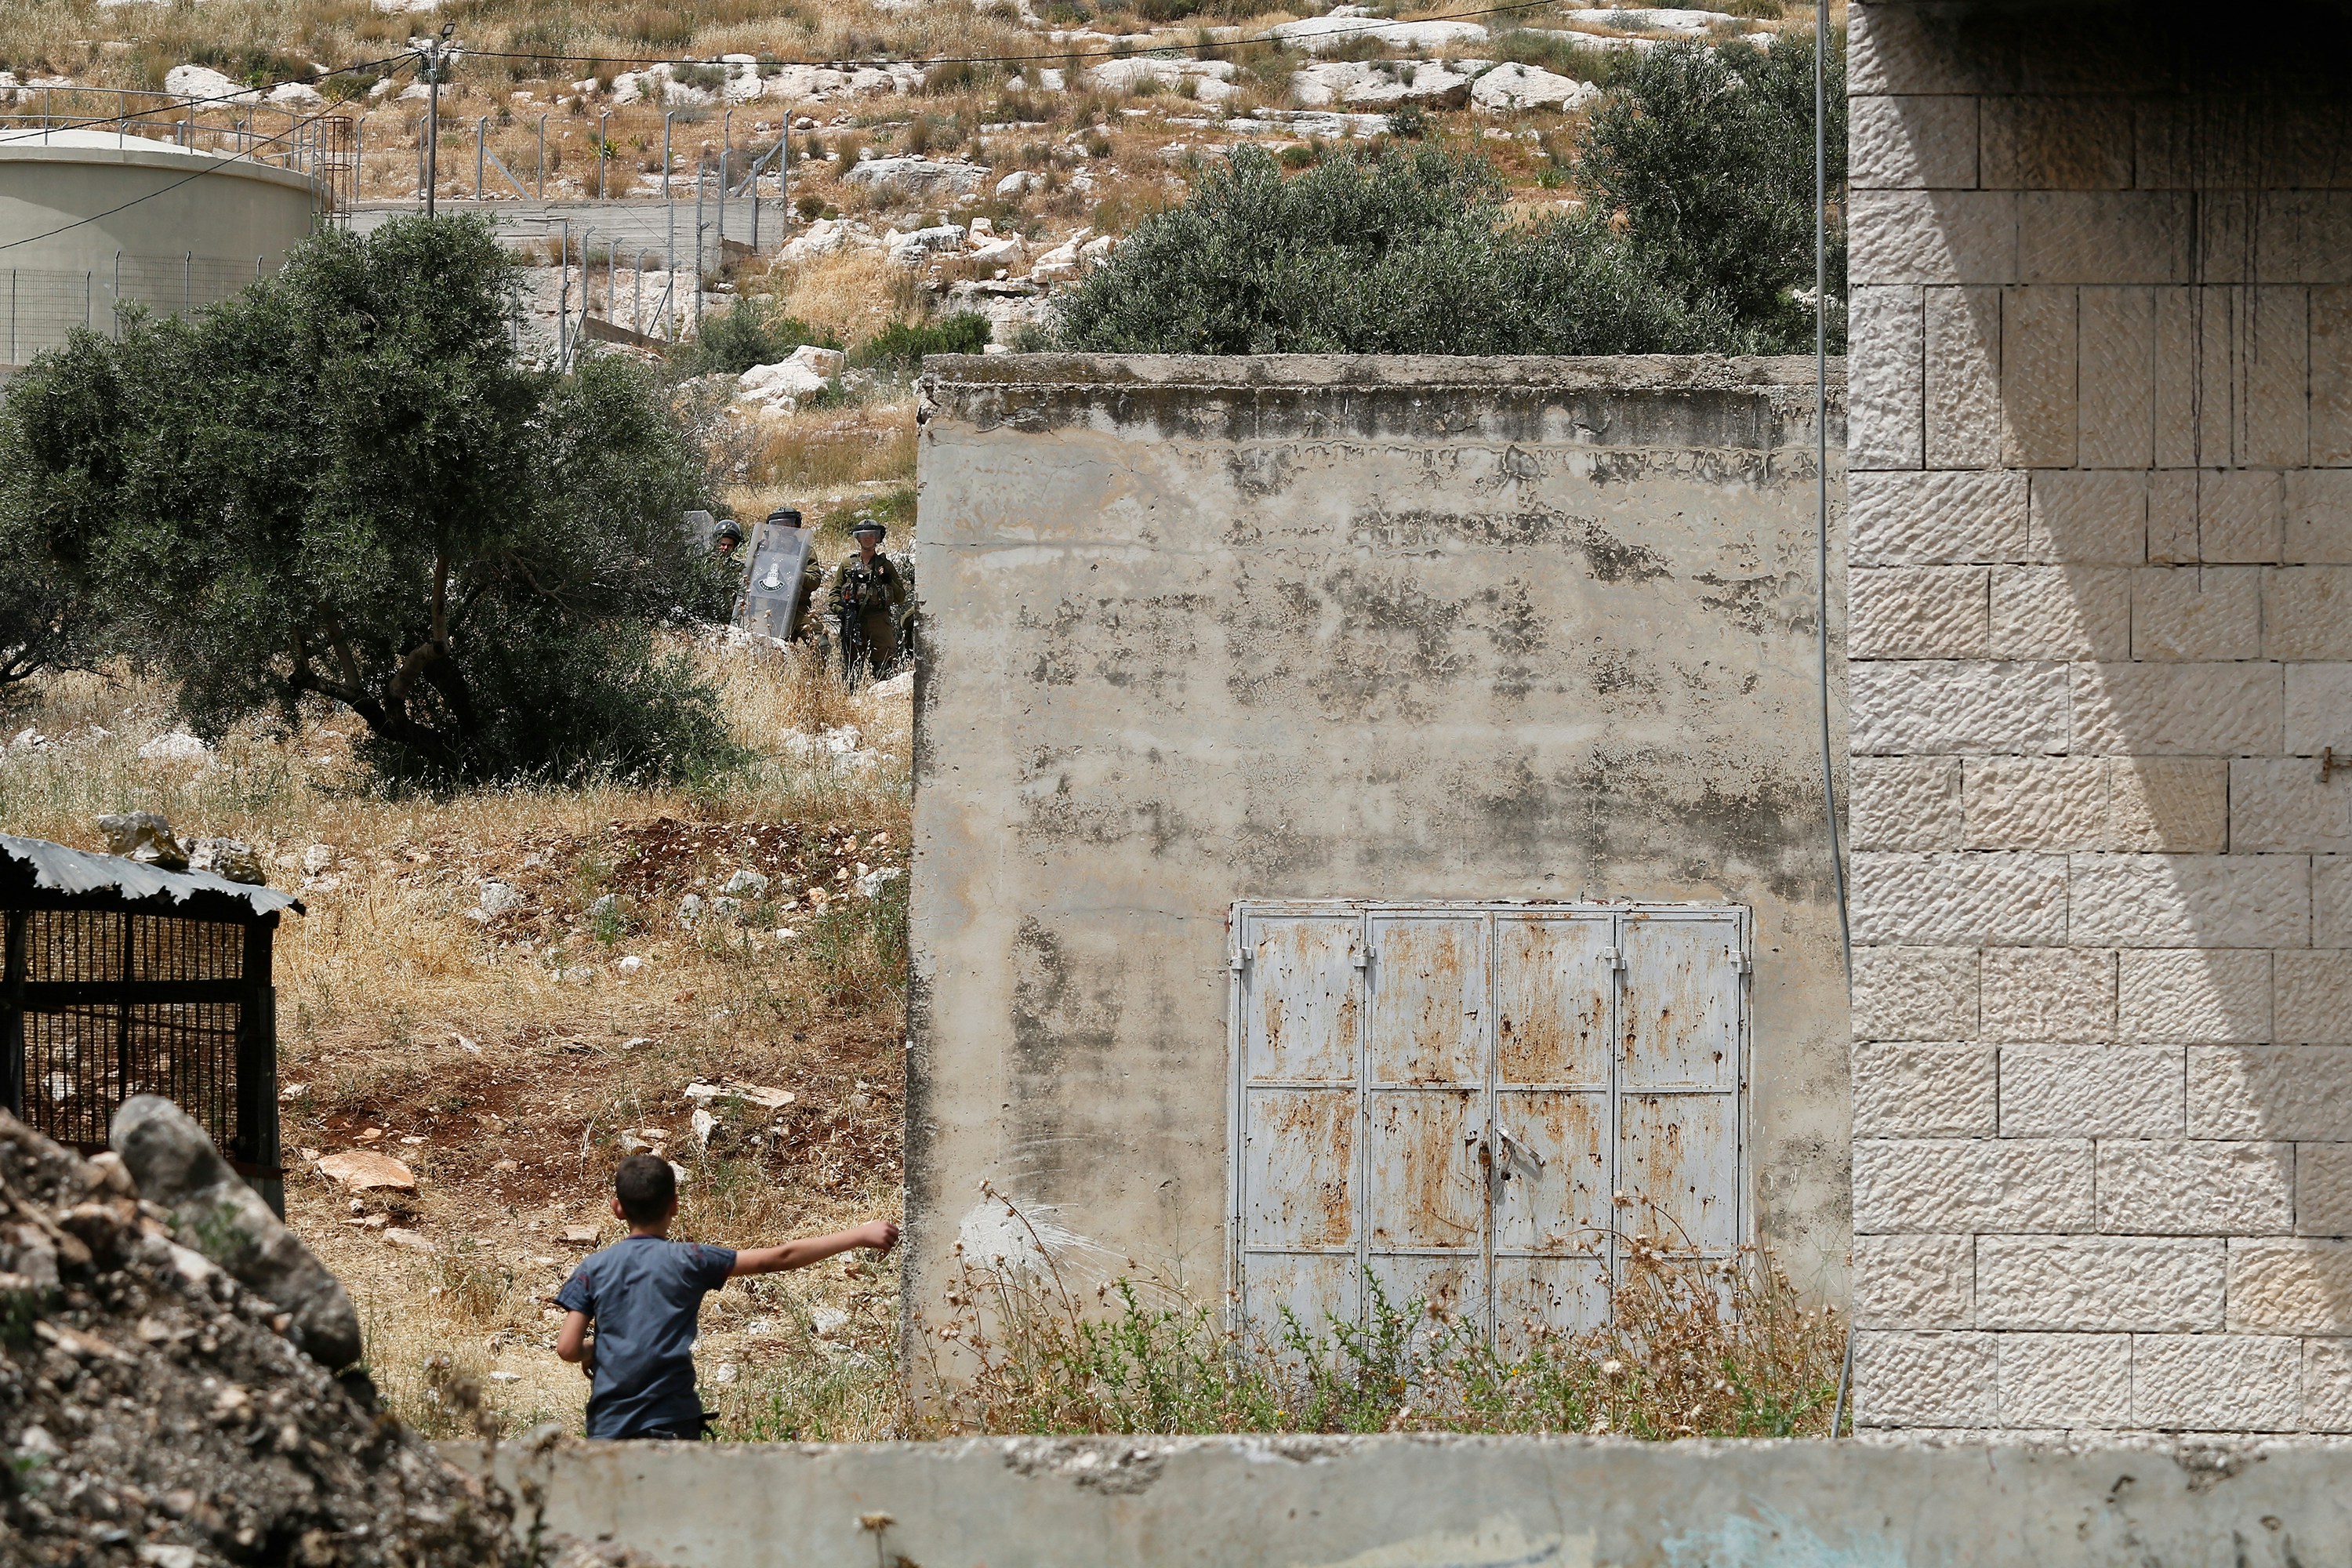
[0, 214, 738, 784]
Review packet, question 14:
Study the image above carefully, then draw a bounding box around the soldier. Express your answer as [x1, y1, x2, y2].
[710, 517, 744, 561]
[830, 517, 906, 681]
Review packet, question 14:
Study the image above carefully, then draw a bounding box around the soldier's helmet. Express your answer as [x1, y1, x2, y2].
[766, 508, 803, 529]
[711, 517, 744, 547]
[851, 517, 887, 543]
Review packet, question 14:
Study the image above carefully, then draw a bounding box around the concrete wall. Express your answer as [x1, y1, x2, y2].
[908, 354, 1849, 1355]
[464, 1432, 2352, 1567]
[1846, 2, 2352, 1432]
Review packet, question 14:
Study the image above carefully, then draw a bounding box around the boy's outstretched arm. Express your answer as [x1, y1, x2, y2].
[728, 1220, 898, 1277]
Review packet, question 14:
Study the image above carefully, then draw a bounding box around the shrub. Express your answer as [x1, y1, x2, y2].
[673, 299, 842, 379]
[1053, 32, 1846, 356]
[849, 313, 992, 370]
[1051, 144, 1735, 354]
[1577, 31, 1847, 352]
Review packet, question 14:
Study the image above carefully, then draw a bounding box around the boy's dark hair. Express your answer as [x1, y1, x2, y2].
[614, 1154, 677, 1224]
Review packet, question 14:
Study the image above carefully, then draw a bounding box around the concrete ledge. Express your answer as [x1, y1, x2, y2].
[455, 1433, 2352, 1566]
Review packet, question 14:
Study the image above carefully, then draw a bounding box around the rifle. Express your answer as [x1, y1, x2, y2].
[836, 600, 873, 687]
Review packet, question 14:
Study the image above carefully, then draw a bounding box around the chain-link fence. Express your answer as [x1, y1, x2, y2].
[1, 253, 280, 362]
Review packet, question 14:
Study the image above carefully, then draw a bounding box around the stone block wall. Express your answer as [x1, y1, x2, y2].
[1849, 2, 2352, 1432]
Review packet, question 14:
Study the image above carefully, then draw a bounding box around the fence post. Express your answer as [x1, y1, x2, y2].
[2, 911, 25, 1120]
[8, 270, 15, 365]
[537, 114, 546, 198]
[236, 918, 284, 1220]
[183, 252, 191, 315]
[598, 110, 608, 200]
[476, 116, 486, 198]
[84, 270, 90, 329]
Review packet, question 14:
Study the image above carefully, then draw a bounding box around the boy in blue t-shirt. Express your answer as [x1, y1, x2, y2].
[554, 1153, 898, 1439]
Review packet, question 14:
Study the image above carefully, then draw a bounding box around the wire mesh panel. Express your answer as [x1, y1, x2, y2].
[9, 909, 250, 1154]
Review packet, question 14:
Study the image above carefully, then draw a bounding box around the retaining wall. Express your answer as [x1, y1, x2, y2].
[460, 1432, 2352, 1567]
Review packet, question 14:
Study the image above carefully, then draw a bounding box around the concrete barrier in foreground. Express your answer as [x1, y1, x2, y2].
[455, 1432, 2352, 1566]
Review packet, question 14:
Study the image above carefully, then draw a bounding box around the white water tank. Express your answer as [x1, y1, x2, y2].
[0, 126, 328, 368]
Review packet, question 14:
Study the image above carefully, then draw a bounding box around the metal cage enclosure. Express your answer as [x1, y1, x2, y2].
[0, 838, 294, 1214]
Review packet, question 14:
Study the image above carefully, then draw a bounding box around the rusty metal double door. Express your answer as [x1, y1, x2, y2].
[1231, 901, 1747, 1350]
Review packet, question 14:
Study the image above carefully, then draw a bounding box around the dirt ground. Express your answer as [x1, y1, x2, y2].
[1, 640, 916, 1442]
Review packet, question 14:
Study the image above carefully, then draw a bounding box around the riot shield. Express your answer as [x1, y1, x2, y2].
[738, 520, 816, 641]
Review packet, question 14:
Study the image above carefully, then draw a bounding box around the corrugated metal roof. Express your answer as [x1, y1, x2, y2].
[0, 834, 304, 917]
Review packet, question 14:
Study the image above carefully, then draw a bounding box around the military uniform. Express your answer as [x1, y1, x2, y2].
[830, 549, 906, 677]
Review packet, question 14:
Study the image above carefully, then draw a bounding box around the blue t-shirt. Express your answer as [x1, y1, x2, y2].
[556, 1235, 738, 1439]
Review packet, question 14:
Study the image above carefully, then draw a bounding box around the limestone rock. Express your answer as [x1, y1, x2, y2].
[96, 811, 188, 871]
[187, 837, 266, 886]
[315, 1150, 419, 1193]
[1470, 62, 1600, 111]
[136, 731, 212, 764]
[111, 1096, 363, 1370]
[845, 157, 987, 202]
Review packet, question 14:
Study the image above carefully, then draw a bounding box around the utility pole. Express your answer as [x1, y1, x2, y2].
[421, 21, 454, 218]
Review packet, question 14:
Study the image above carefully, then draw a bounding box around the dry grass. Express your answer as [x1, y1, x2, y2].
[0, 641, 913, 1440]
[918, 1208, 1846, 1439]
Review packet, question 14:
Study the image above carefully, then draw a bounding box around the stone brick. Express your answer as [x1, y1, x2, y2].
[2285, 470, 2352, 564]
[2105, 758, 2228, 853]
[1851, 94, 1980, 190]
[1853, 1331, 1997, 1427]
[2318, 859, 2352, 948]
[2154, 290, 2204, 468]
[1852, 1138, 2093, 1234]
[1852, 852, 2069, 946]
[2077, 288, 2156, 470]
[2232, 760, 2352, 854]
[2018, 191, 2190, 285]
[1979, 944, 2114, 1038]
[1988, 567, 2130, 659]
[2149, 470, 2283, 564]
[2069, 662, 2282, 756]
[2117, 949, 2273, 1043]
[2301, 1339, 2352, 1432]
[1852, 946, 1979, 1040]
[2027, 472, 2147, 564]
[2312, 287, 2352, 466]
[2190, 1047, 2352, 1141]
[1854, 1044, 1996, 1136]
[1847, 2, 1988, 96]
[1925, 287, 2003, 467]
[1851, 1235, 1973, 1329]
[1849, 286, 1926, 471]
[2068, 855, 2307, 949]
[2277, 951, 2352, 1045]
[1849, 568, 1989, 659]
[2297, 1144, 2352, 1236]
[1850, 757, 1963, 851]
[2239, 191, 2352, 285]
[1980, 97, 2133, 191]
[2229, 1239, 2352, 1333]
[1964, 757, 2107, 853]
[1976, 1236, 2222, 1330]
[1853, 661, 2068, 755]
[1849, 470, 2031, 564]
[2131, 1334, 2300, 1431]
[2096, 1139, 2295, 1234]
[2002, 286, 2078, 468]
[2265, 568, 2352, 659]
[1995, 1334, 2132, 1428]
[2285, 667, 2352, 756]
[1852, 191, 2019, 287]
[2244, 287, 2311, 470]
[2130, 567, 2261, 661]
[1998, 1045, 2180, 1138]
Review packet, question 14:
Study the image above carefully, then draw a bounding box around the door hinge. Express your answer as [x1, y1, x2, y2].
[1353, 947, 1375, 971]
[1229, 948, 1247, 975]
[1730, 948, 1750, 975]
[1599, 947, 1625, 973]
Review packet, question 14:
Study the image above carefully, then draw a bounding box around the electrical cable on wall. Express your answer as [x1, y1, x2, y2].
[1812, 0, 1852, 990]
